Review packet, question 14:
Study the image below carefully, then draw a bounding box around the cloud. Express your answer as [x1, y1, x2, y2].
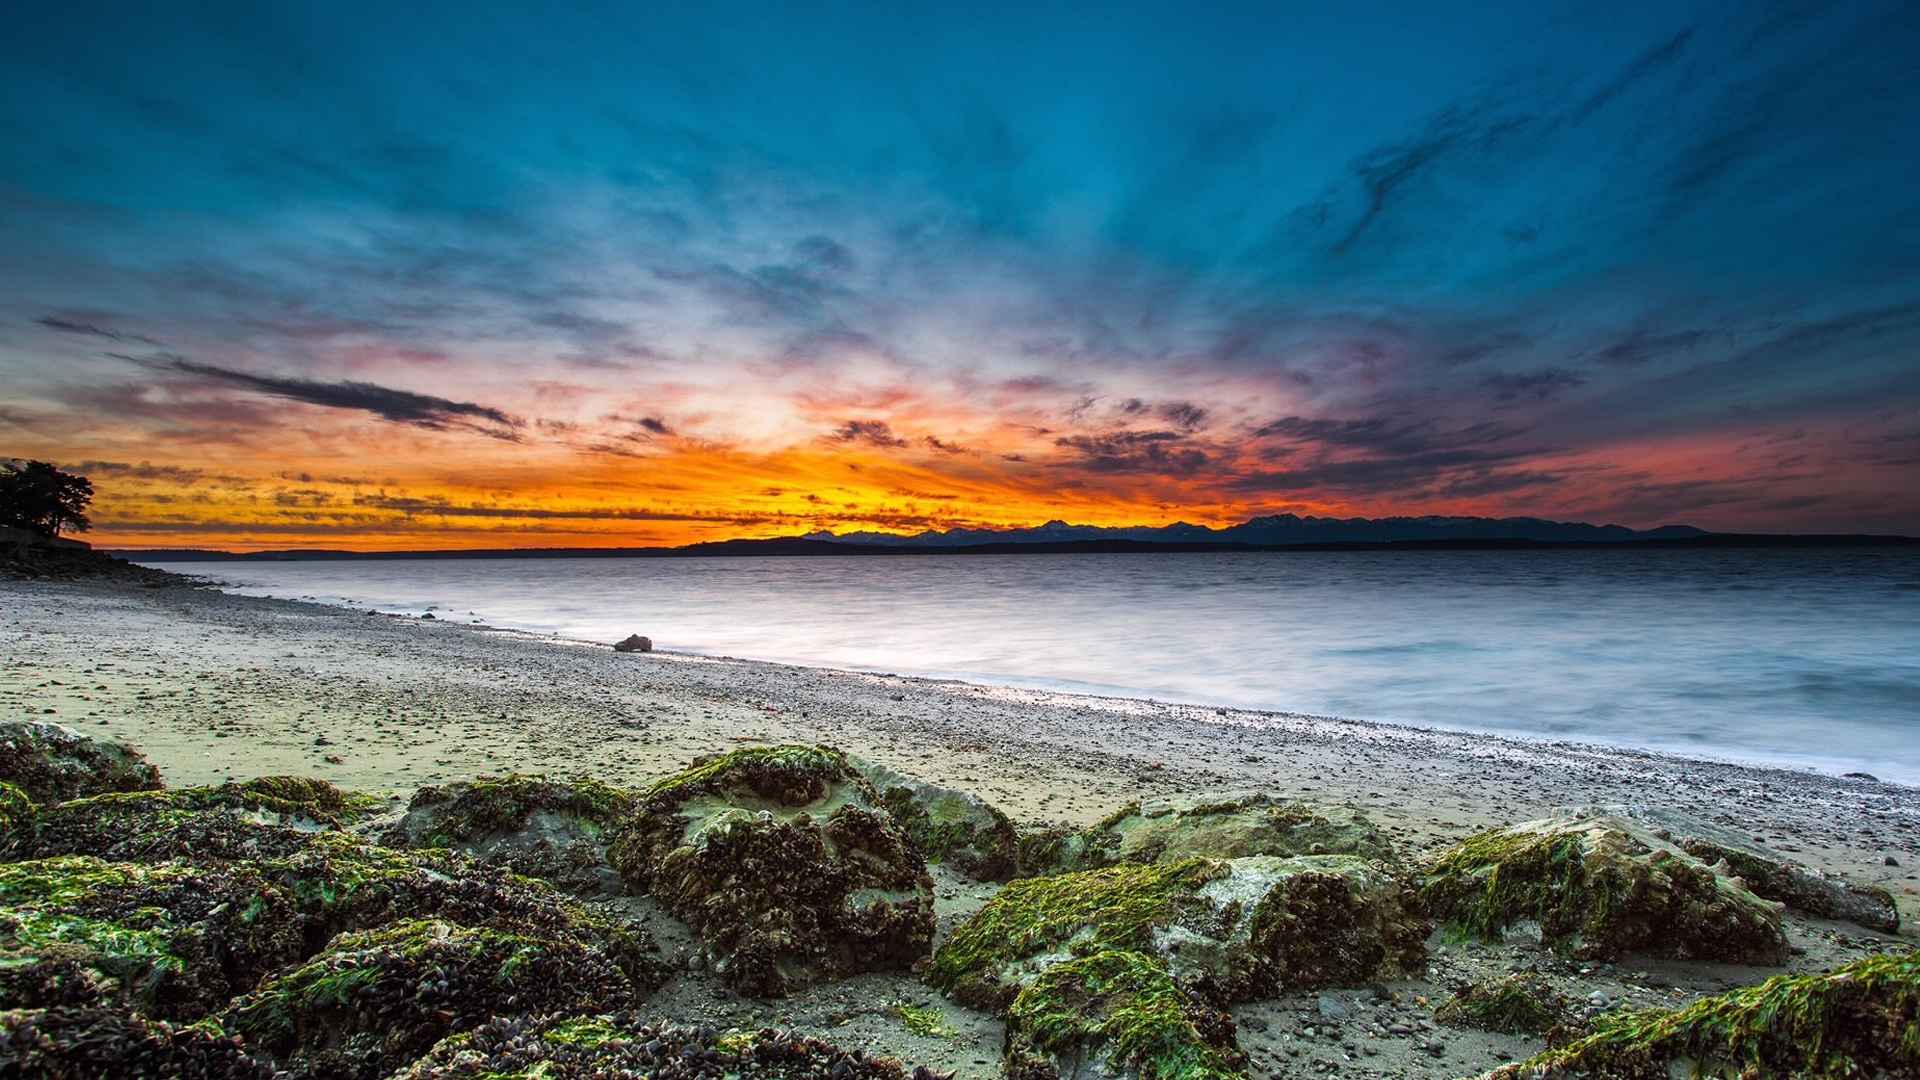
[1054, 430, 1211, 475]
[830, 419, 908, 448]
[1589, 329, 1712, 368]
[71, 460, 207, 484]
[137, 356, 524, 439]
[1481, 368, 1586, 403]
[37, 315, 162, 346]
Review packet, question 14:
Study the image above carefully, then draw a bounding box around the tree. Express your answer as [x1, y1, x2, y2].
[0, 460, 94, 537]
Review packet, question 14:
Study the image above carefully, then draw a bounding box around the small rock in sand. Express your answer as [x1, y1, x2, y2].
[613, 634, 653, 653]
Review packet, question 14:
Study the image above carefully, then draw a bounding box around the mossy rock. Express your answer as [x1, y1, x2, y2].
[0, 721, 162, 804]
[1420, 815, 1789, 964]
[0, 856, 307, 1020]
[932, 854, 1427, 1011]
[0, 781, 33, 856]
[853, 758, 1022, 882]
[1004, 949, 1246, 1080]
[219, 918, 655, 1079]
[1477, 951, 1920, 1079]
[379, 773, 634, 894]
[25, 777, 387, 863]
[1435, 972, 1569, 1035]
[606, 745, 936, 996]
[1032, 795, 1401, 876]
[396, 1014, 915, 1079]
[0, 1006, 275, 1078]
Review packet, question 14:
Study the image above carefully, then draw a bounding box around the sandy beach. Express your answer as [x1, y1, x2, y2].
[5, 575, 1918, 1078]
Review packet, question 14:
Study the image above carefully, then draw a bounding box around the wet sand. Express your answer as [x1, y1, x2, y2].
[4, 576, 1918, 1078]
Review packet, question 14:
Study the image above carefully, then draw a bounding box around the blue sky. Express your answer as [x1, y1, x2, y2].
[2, 1, 1917, 546]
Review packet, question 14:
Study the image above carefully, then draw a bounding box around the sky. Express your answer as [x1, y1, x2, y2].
[2, 1, 1917, 550]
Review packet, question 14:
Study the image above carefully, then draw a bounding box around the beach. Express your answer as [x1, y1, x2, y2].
[4, 575, 1918, 1077]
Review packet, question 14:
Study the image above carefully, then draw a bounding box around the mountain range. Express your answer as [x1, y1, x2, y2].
[803, 514, 1708, 548]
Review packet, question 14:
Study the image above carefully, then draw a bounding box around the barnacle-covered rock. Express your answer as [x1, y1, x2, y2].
[0, 781, 33, 856]
[397, 1014, 915, 1079]
[1435, 972, 1570, 1035]
[1032, 795, 1401, 876]
[0, 721, 161, 804]
[219, 918, 655, 1079]
[379, 773, 633, 893]
[1004, 950, 1246, 1080]
[1420, 815, 1788, 964]
[853, 758, 1022, 882]
[932, 855, 1427, 1011]
[1476, 951, 1920, 1079]
[24, 777, 386, 863]
[0, 1006, 275, 1079]
[0, 856, 306, 1019]
[607, 745, 936, 996]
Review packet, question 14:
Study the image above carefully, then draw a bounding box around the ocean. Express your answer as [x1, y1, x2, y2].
[147, 547, 1920, 783]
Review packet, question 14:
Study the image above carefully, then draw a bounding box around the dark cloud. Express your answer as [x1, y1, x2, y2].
[136, 355, 524, 439]
[71, 460, 206, 484]
[923, 434, 966, 454]
[1589, 329, 1712, 368]
[1481, 368, 1586, 403]
[37, 315, 162, 346]
[1055, 430, 1210, 475]
[1252, 415, 1525, 456]
[1158, 401, 1209, 431]
[831, 419, 908, 448]
[1568, 28, 1693, 124]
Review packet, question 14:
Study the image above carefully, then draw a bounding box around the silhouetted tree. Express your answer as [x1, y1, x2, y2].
[0, 460, 94, 537]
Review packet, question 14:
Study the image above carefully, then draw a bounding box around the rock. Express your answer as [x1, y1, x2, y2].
[931, 854, 1427, 1013]
[397, 1015, 915, 1080]
[0, 721, 162, 804]
[380, 773, 634, 894]
[851, 758, 1021, 881]
[1574, 803, 1900, 934]
[1477, 951, 1920, 1078]
[1024, 793, 1400, 876]
[1434, 972, 1568, 1035]
[220, 918, 655, 1079]
[1888, 855, 1902, 868]
[24, 777, 387, 863]
[1419, 814, 1789, 964]
[1842, 772, 1878, 782]
[1315, 993, 1349, 1020]
[1002, 950, 1245, 1080]
[613, 634, 653, 653]
[0, 781, 33, 856]
[605, 745, 936, 996]
[0, 1006, 276, 1078]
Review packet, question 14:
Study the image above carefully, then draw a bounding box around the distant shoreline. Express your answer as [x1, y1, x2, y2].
[112, 531, 1920, 562]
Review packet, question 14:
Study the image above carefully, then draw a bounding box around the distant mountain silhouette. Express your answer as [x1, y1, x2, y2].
[804, 513, 1709, 548]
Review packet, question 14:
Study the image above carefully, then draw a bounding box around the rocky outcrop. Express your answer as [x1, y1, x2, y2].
[0, 782, 32, 856]
[380, 774, 634, 894]
[606, 745, 936, 996]
[0, 1006, 274, 1078]
[1478, 951, 1920, 1079]
[613, 634, 653, 653]
[396, 1015, 916, 1080]
[1573, 803, 1901, 934]
[1435, 972, 1570, 1035]
[1420, 814, 1789, 964]
[0, 721, 162, 804]
[1023, 794, 1400, 876]
[1002, 950, 1245, 1080]
[933, 855, 1427, 1012]
[24, 777, 389, 863]
[853, 758, 1021, 881]
[220, 918, 657, 1079]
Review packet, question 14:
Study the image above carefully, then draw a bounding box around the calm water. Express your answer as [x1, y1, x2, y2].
[150, 549, 1920, 783]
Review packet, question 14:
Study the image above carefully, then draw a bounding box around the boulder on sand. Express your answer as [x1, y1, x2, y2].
[1435, 972, 1570, 1035]
[1420, 814, 1789, 964]
[379, 773, 634, 894]
[1002, 949, 1245, 1080]
[396, 1015, 916, 1080]
[23, 777, 387, 864]
[0, 721, 162, 804]
[852, 757, 1022, 882]
[1026, 793, 1401, 875]
[606, 745, 936, 997]
[613, 634, 653, 653]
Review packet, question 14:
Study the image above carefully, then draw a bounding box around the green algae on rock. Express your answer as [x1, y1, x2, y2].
[24, 777, 387, 863]
[0, 1006, 275, 1079]
[1004, 949, 1245, 1080]
[933, 855, 1427, 1011]
[219, 917, 657, 1079]
[1435, 972, 1570, 1036]
[0, 721, 162, 805]
[1477, 950, 1920, 1079]
[607, 745, 936, 997]
[0, 856, 307, 1019]
[380, 773, 634, 894]
[853, 758, 1022, 882]
[1031, 794, 1401, 876]
[0, 781, 33, 856]
[1677, 836, 1900, 935]
[396, 1015, 917, 1080]
[1420, 815, 1789, 965]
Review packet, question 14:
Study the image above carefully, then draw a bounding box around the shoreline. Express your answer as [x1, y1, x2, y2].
[193, 568, 1920, 788]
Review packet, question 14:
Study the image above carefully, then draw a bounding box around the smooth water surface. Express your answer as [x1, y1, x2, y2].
[150, 548, 1920, 782]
